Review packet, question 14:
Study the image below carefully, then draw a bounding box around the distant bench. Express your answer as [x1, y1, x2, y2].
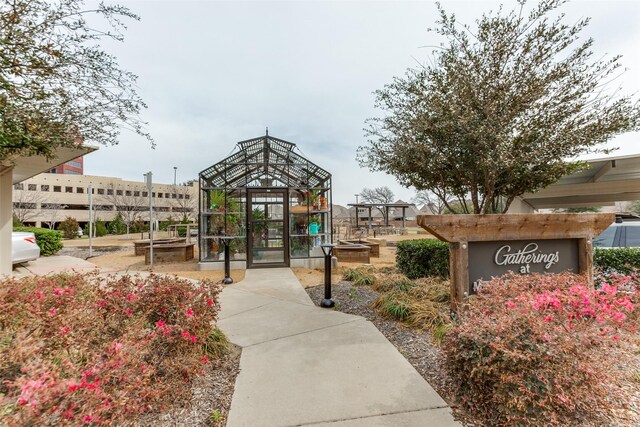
[338, 239, 380, 258]
[144, 243, 195, 264]
[333, 244, 370, 264]
[133, 238, 186, 256]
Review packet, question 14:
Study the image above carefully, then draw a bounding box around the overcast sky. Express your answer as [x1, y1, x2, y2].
[85, 0, 640, 205]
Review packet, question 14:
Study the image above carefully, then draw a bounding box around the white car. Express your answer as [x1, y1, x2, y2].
[12, 232, 41, 264]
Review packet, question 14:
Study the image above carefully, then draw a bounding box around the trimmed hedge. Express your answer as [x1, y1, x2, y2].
[396, 239, 449, 279]
[594, 247, 640, 274]
[13, 227, 63, 256]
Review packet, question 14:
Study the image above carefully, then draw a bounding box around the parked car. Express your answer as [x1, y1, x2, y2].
[593, 220, 640, 248]
[12, 232, 41, 264]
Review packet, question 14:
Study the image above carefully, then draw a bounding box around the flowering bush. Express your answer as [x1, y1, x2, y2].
[0, 272, 224, 425]
[443, 273, 638, 426]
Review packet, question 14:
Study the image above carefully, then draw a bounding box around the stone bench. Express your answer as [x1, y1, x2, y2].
[339, 239, 380, 257]
[133, 238, 186, 255]
[144, 243, 195, 264]
[333, 244, 370, 264]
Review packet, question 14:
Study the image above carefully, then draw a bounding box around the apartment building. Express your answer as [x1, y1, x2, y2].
[13, 173, 198, 228]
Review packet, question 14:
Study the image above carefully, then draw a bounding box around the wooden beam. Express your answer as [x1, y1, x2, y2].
[449, 241, 469, 306]
[590, 160, 616, 182]
[417, 213, 615, 242]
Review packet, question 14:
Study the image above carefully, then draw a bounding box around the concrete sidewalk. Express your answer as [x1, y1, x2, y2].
[11, 255, 103, 278]
[219, 268, 460, 427]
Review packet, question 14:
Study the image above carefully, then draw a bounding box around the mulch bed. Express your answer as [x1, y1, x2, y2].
[139, 344, 241, 426]
[306, 281, 476, 426]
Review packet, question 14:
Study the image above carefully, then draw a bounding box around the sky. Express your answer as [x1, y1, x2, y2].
[84, 0, 640, 206]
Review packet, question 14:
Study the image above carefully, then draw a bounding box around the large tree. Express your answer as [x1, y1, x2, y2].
[359, 0, 640, 214]
[0, 0, 152, 160]
[412, 190, 455, 215]
[100, 183, 146, 235]
[171, 183, 197, 222]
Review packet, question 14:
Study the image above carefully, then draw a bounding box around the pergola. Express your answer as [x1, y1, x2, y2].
[347, 202, 414, 229]
[199, 133, 332, 269]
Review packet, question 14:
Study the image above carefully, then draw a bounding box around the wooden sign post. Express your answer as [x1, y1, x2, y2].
[417, 214, 614, 308]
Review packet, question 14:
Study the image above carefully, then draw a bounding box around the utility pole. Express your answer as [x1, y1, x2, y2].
[144, 172, 154, 269]
[88, 184, 93, 258]
[173, 166, 177, 186]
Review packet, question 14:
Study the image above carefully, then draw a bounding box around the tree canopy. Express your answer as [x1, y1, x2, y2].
[358, 0, 640, 214]
[0, 0, 152, 160]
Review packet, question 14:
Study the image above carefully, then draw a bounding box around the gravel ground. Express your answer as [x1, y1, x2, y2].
[306, 282, 474, 426]
[58, 246, 130, 260]
[139, 344, 241, 427]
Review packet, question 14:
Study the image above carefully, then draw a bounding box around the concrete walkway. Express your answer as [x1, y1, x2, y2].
[11, 255, 101, 278]
[219, 268, 460, 427]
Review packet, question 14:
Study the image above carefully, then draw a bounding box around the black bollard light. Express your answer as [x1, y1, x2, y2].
[320, 243, 335, 308]
[220, 237, 233, 284]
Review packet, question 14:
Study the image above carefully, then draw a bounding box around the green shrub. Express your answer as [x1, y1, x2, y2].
[58, 217, 80, 239]
[0, 272, 223, 425]
[396, 239, 449, 279]
[594, 247, 640, 274]
[83, 221, 109, 237]
[443, 273, 638, 426]
[13, 227, 63, 256]
[108, 213, 127, 235]
[129, 220, 147, 234]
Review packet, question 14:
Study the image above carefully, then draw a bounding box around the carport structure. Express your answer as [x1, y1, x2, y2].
[521, 154, 640, 210]
[198, 133, 332, 269]
[0, 145, 97, 275]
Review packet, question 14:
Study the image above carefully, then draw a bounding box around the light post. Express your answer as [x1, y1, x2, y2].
[320, 244, 335, 308]
[219, 236, 233, 284]
[173, 166, 177, 185]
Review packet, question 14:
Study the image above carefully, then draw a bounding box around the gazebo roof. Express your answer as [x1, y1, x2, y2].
[200, 133, 331, 189]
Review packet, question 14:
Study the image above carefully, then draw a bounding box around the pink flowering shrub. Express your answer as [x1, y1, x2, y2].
[443, 273, 638, 426]
[0, 273, 223, 425]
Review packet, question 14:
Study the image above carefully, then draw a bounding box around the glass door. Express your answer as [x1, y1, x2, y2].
[247, 189, 288, 267]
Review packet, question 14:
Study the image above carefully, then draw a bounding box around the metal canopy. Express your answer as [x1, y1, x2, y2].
[200, 134, 331, 189]
[522, 153, 640, 209]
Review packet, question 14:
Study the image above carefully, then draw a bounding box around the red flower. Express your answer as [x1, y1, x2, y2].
[49, 308, 57, 316]
[186, 308, 194, 317]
